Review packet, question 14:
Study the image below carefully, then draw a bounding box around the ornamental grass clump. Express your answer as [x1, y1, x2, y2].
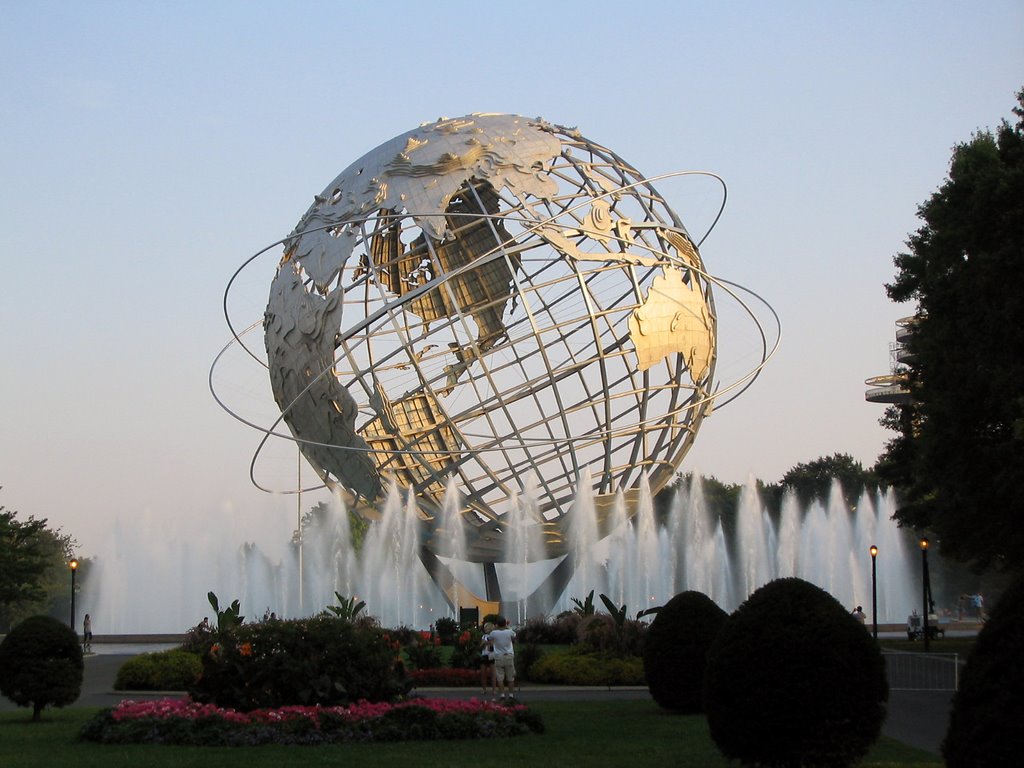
[79, 696, 544, 746]
[704, 578, 887, 768]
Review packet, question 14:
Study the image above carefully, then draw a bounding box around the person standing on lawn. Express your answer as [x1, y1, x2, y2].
[479, 622, 496, 695]
[489, 617, 517, 701]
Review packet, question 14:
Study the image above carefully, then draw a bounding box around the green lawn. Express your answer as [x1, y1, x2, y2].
[0, 700, 941, 768]
[880, 638, 976, 657]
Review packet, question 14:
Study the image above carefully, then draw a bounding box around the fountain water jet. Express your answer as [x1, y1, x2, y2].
[84, 475, 920, 633]
[500, 474, 546, 625]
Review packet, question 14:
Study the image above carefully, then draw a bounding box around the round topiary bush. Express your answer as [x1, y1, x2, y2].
[943, 576, 1024, 767]
[643, 590, 728, 712]
[0, 614, 84, 721]
[704, 578, 887, 767]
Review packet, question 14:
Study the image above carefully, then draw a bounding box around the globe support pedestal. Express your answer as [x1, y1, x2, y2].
[418, 548, 500, 619]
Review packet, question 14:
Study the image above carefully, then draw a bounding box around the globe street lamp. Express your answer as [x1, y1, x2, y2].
[869, 545, 878, 639]
[919, 538, 932, 651]
[69, 559, 79, 633]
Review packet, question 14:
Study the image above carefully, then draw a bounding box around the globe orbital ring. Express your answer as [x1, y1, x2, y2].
[210, 184, 779, 502]
[212, 111, 781, 567]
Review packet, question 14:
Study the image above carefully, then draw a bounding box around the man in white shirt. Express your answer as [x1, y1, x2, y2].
[489, 617, 517, 700]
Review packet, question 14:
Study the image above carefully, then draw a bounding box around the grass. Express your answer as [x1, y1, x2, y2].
[880, 638, 976, 657]
[0, 700, 941, 768]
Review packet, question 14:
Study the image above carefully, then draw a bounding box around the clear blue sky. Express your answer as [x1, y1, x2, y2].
[2, 1, 1022, 562]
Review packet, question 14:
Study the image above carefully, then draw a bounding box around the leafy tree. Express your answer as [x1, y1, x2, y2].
[0, 615, 84, 721]
[0, 507, 49, 608]
[0, 501, 78, 631]
[879, 89, 1024, 570]
[777, 453, 879, 508]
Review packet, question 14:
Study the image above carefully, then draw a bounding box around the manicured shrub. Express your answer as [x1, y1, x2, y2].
[179, 622, 215, 654]
[404, 632, 444, 670]
[189, 615, 409, 711]
[575, 611, 648, 656]
[528, 648, 644, 685]
[704, 578, 887, 767]
[0, 614, 84, 721]
[516, 613, 581, 645]
[515, 642, 544, 680]
[114, 649, 202, 691]
[448, 628, 483, 669]
[388, 625, 420, 646]
[943, 576, 1024, 767]
[643, 590, 727, 712]
[434, 616, 459, 645]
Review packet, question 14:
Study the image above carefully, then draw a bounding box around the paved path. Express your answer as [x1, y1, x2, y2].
[0, 649, 952, 756]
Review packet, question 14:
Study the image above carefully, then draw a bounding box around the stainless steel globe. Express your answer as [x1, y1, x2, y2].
[262, 113, 717, 563]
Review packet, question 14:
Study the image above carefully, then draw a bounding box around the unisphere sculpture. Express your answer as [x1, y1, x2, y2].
[214, 113, 777, 615]
[264, 114, 715, 555]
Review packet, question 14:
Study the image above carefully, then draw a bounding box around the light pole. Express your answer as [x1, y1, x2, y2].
[869, 545, 878, 640]
[297, 448, 303, 615]
[69, 559, 79, 633]
[920, 538, 932, 651]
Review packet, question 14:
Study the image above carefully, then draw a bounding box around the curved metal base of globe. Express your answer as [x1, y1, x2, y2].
[418, 544, 585, 620]
[418, 548, 500, 618]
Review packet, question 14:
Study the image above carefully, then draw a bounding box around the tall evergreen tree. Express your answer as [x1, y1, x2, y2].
[879, 89, 1024, 570]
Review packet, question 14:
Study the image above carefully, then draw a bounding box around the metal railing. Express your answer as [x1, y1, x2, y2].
[883, 649, 960, 691]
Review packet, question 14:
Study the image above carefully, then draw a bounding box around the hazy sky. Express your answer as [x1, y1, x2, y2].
[3, 1, 1022, 564]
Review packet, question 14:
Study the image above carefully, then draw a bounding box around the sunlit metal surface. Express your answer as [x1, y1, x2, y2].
[213, 113, 779, 566]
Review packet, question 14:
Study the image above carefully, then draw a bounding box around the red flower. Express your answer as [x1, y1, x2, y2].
[108, 696, 524, 724]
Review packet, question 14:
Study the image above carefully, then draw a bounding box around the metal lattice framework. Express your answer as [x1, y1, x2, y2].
[212, 114, 778, 579]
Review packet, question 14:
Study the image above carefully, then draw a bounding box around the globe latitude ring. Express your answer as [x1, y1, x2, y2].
[214, 113, 778, 570]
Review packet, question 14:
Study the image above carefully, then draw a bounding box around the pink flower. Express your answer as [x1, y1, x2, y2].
[108, 696, 518, 725]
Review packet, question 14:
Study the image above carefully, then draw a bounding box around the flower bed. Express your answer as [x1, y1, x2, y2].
[79, 696, 544, 746]
[408, 668, 479, 687]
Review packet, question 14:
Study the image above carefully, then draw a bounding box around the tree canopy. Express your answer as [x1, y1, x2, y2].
[878, 88, 1024, 571]
[776, 453, 878, 509]
[0, 496, 79, 632]
[0, 507, 51, 609]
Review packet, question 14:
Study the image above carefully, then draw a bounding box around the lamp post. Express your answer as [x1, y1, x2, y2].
[869, 545, 878, 640]
[920, 538, 931, 651]
[297, 448, 303, 615]
[69, 559, 79, 632]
